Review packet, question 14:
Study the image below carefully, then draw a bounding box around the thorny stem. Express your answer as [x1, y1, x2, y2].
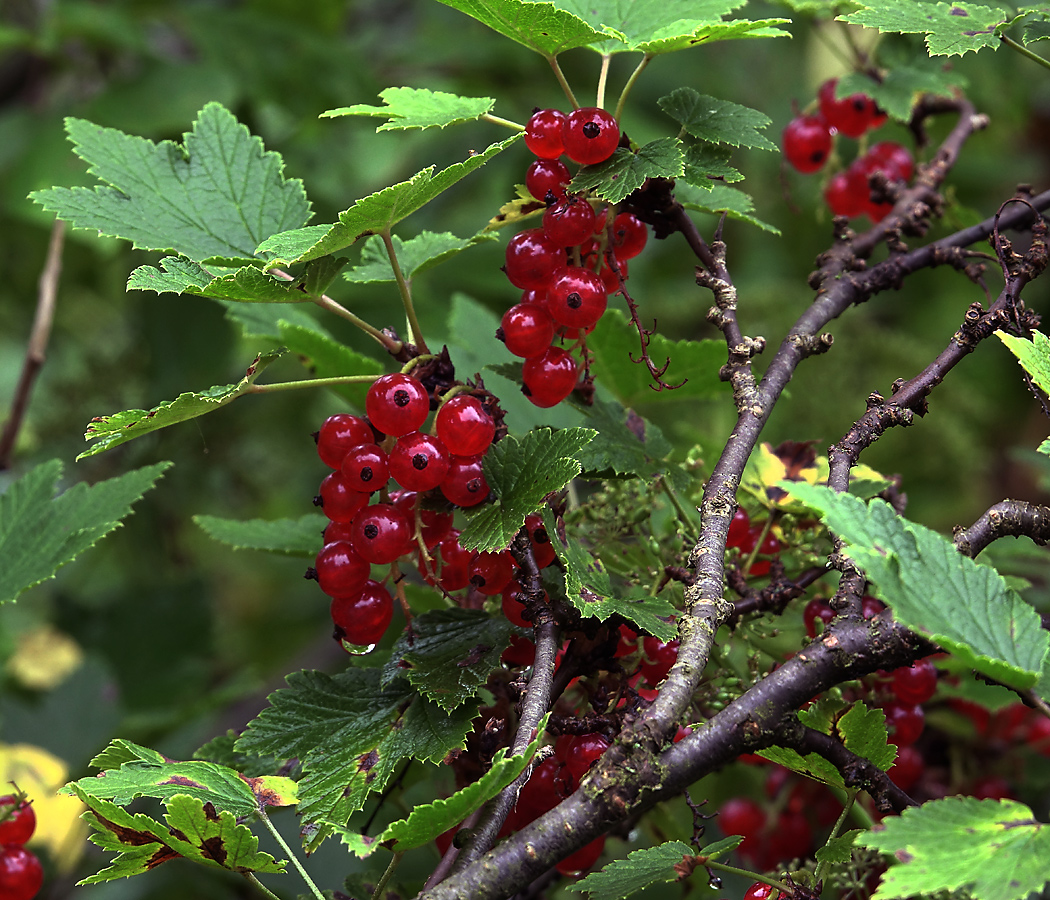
[382, 229, 430, 354]
[614, 53, 652, 122]
[617, 273, 687, 390]
[1000, 32, 1050, 72]
[481, 113, 526, 131]
[547, 55, 580, 109]
[596, 53, 611, 110]
[371, 851, 405, 900]
[256, 808, 325, 900]
[0, 219, 65, 470]
[244, 872, 284, 900]
[248, 375, 379, 394]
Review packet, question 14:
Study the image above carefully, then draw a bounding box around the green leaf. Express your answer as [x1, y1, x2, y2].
[79, 349, 286, 458]
[322, 86, 495, 131]
[682, 143, 744, 190]
[0, 460, 171, 604]
[216, 298, 322, 341]
[343, 231, 499, 283]
[786, 484, 1050, 690]
[840, 0, 1009, 57]
[193, 513, 327, 557]
[658, 87, 778, 150]
[127, 256, 330, 302]
[837, 64, 966, 122]
[290, 136, 520, 264]
[588, 309, 729, 406]
[70, 786, 285, 884]
[381, 609, 515, 711]
[254, 225, 333, 266]
[568, 840, 694, 899]
[434, 0, 613, 55]
[815, 830, 862, 865]
[567, 139, 685, 204]
[458, 427, 595, 552]
[30, 102, 311, 259]
[277, 321, 384, 409]
[680, 182, 781, 234]
[542, 507, 678, 641]
[236, 668, 478, 848]
[576, 400, 674, 480]
[858, 797, 1050, 900]
[999, 330, 1050, 396]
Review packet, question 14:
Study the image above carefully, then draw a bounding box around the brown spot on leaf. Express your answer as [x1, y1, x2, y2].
[203, 801, 220, 822]
[357, 749, 380, 773]
[146, 846, 180, 869]
[458, 644, 492, 667]
[90, 811, 164, 846]
[895, 849, 913, 862]
[200, 835, 228, 866]
[159, 775, 207, 790]
[168, 828, 190, 843]
[625, 409, 647, 441]
[950, 5, 969, 13]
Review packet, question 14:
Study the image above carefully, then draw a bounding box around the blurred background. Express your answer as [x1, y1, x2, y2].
[1, 0, 1049, 896]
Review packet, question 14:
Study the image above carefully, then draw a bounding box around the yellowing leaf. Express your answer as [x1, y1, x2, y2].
[7, 626, 84, 690]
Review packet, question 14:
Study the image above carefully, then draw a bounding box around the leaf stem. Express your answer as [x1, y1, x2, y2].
[256, 808, 325, 900]
[371, 851, 404, 900]
[704, 859, 793, 895]
[249, 375, 380, 394]
[547, 55, 580, 109]
[814, 787, 858, 884]
[481, 113, 525, 132]
[310, 294, 397, 351]
[659, 477, 697, 536]
[244, 872, 284, 900]
[381, 229, 430, 353]
[614, 53, 652, 122]
[1000, 33, 1050, 72]
[596, 53, 612, 109]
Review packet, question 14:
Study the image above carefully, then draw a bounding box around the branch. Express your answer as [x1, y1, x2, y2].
[953, 499, 1050, 557]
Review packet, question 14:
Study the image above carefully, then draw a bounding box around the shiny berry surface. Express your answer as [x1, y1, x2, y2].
[546, 266, 607, 329]
[891, 658, 938, 705]
[542, 195, 597, 247]
[468, 550, 515, 595]
[0, 845, 43, 900]
[610, 212, 647, 260]
[316, 413, 374, 469]
[315, 540, 371, 598]
[340, 443, 390, 493]
[501, 302, 555, 359]
[526, 158, 571, 202]
[818, 78, 880, 138]
[0, 795, 35, 845]
[504, 228, 564, 290]
[562, 107, 620, 165]
[318, 471, 370, 523]
[521, 346, 578, 408]
[389, 431, 450, 492]
[640, 636, 678, 685]
[351, 503, 414, 564]
[524, 108, 566, 159]
[441, 456, 491, 507]
[435, 395, 495, 457]
[331, 579, 393, 647]
[824, 167, 867, 218]
[782, 114, 833, 173]
[366, 373, 430, 437]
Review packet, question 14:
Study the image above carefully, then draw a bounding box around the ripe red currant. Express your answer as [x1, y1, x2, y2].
[468, 550, 515, 595]
[803, 597, 836, 637]
[891, 658, 938, 705]
[524, 108, 566, 159]
[526, 158, 571, 202]
[562, 107, 620, 165]
[314, 540, 371, 598]
[500, 302, 556, 359]
[501, 634, 535, 667]
[546, 266, 608, 330]
[818, 78, 881, 138]
[435, 394, 496, 457]
[316, 413, 374, 469]
[782, 114, 833, 173]
[317, 471, 370, 523]
[640, 636, 679, 685]
[441, 456, 491, 507]
[0, 845, 43, 900]
[727, 506, 750, 548]
[524, 512, 557, 568]
[563, 733, 610, 784]
[521, 347, 578, 408]
[340, 443, 391, 493]
[888, 743, 924, 791]
[824, 167, 868, 218]
[351, 503, 414, 564]
[542, 195, 597, 247]
[366, 373, 430, 437]
[610, 212, 647, 260]
[420, 530, 473, 591]
[883, 701, 925, 745]
[331, 580, 394, 647]
[0, 795, 35, 845]
[388, 431, 450, 492]
[743, 883, 780, 900]
[504, 228, 565, 291]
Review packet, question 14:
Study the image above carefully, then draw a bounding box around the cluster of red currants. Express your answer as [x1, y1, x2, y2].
[0, 793, 42, 900]
[498, 107, 649, 408]
[727, 506, 783, 577]
[781, 78, 913, 223]
[312, 375, 503, 648]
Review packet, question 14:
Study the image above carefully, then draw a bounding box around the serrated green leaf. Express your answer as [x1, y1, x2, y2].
[659, 87, 778, 150]
[837, 65, 966, 122]
[542, 507, 678, 640]
[568, 840, 694, 899]
[682, 142, 744, 190]
[79, 350, 285, 458]
[459, 428, 596, 552]
[1023, 16, 1050, 43]
[381, 609, 515, 711]
[576, 400, 674, 480]
[999, 330, 1050, 396]
[435, 0, 613, 55]
[0, 460, 171, 604]
[127, 256, 325, 302]
[255, 225, 333, 266]
[236, 669, 477, 848]
[277, 321, 384, 409]
[1038, 437, 1050, 457]
[193, 513, 327, 557]
[290, 136, 520, 264]
[680, 182, 780, 233]
[568, 139, 685, 204]
[837, 701, 896, 771]
[30, 103, 310, 259]
[758, 745, 846, 787]
[485, 182, 546, 232]
[343, 231, 499, 283]
[70, 786, 284, 884]
[786, 484, 1050, 689]
[841, 1, 1009, 57]
[588, 309, 728, 406]
[322, 87, 495, 131]
[815, 830, 862, 865]
[859, 797, 1050, 900]
[194, 731, 286, 780]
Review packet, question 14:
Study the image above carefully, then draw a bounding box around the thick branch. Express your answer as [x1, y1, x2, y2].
[954, 499, 1050, 557]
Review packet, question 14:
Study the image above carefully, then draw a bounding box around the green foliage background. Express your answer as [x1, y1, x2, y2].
[1, 0, 1048, 896]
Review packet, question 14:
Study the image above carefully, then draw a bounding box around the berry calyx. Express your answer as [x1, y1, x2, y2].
[524, 108, 566, 159]
[782, 114, 833, 173]
[366, 373, 430, 437]
[435, 394, 496, 458]
[521, 347, 578, 408]
[562, 107, 620, 165]
[331, 580, 394, 647]
[546, 266, 608, 330]
[0, 794, 35, 845]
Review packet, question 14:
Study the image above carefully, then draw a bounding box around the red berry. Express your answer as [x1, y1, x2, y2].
[555, 835, 605, 875]
[500, 302, 556, 359]
[883, 701, 924, 746]
[351, 503, 413, 564]
[0, 795, 35, 845]
[546, 266, 608, 330]
[0, 845, 43, 900]
[521, 347, 578, 408]
[322, 520, 356, 545]
[435, 395, 496, 457]
[640, 636, 678, 685]
[744, 882, 780, 900]
[824, 167, 868, 218]
[515, 758, 572, 822]
[1026, 715, 1050, 756]
[366, 373, 430, 437]
[524, 513, 557, 568]
[727, 506, 751, 549]
[769, 810, 812, 863]
[564, 733, 610, 784]
[542, 195, 597, 247]
[468, 550, 515, 596]
[331, 580, 393, 647]
[526, 158, 571, 202]
[720, 796, 765, 859]
[888, 744, 924, 791]
[818, 78, 880, 138]
[441, 456, 491, 507]
[861, 595, 886, 618]
[609, 212, 647, 260]
[866, 141, 914, 181]
[504, 228, 565, 290]
[389, 431, 450, 492]
[317, 471, 370, 523]
[562, 107, 620, 165]
[316, 413, 374, 469]
[524, 108, 566, 159]
[598, 257, 628, 294]
[502, 634, 536, 667]
[891, 659, 938, 705]
[971, 775, 1013, 800]
[803, 598, 836, 637]
[422, 531, 473, 591]
[340, 444, 390, 493]
[501, 583, 531, 627]
[391, 490, 453, 548]
[315, 541, 371, 598]
[782, 114, 833, 173]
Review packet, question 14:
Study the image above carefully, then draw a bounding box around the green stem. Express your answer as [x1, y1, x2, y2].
[704, 859, 793, 895]
[248, 374, 380, 394]
[244, 872, 284, 900]
[741, 513, 775, 575]
[596, 53, 612, 109]
[256, 808, 325, 900]
[660, 477, 697, 535]
[814, 788, 858, 884]
[381, 229, 429, 353]
[1001, 33, 1050, 72]
[312, 294, 399, 352]
[481, 113, 526, 131]
[547, 54, 580, 109]
[614, 53, 652, 121]
[371, 851, 404, 900]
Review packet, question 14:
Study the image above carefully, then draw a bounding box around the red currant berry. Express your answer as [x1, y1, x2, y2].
[883, 701, 925, 746]
[501, 583, 531, 627]
[389, 432, 450, 492]
[888, 744, 924, 791]
[316, 413, 374, 469]
[351, 503, 413, 564]
[521, 347, 578, 408]
[720, 796, 766, 860]
[546, 266, 608, 330]
[769, 809, 813, 864]
[422, 531, 473, 591]
[598, 257, 628, 294]
[524, 513, 557, 568]
[500, 302, 556, 358]
[0, 795, 35, 845]
[1026, 715, 1050, 756]
[502, 634, 535, 667]
[743, 883, 779, 900]
[562, 107, 620, 165]
[866, 141, 914, 181]
[516, 758, 572, 822]
[971, 775, 1013, 800]
[803, 598, 836, 637]
[640, 636, 679, 685]
[891, 658, 938, 705]
[468, 550, 515, 596]
[322, 520, 356, 545]
[315, 540, 371, 598]
[0, 845, 43, 900]
[727, 506, 751, 549]
[436, 395, 496, 458]
[861, 595, 886, 618]
[317, 471, 370, 523]
[504, 228, 565, 290]
[526, 158, 571, 202]
[564, 733, 610, 784]
[542, 195, 597, 247]
[441, 456, 491, 507]
[366, 373, 430, 437]
[615, 623, 638, 658]
[331, 580, 394, 647]
[610, 212, 648, 260]
[818, 78, 880, 138]
[340, 444, 390, 493]
[556, 835, 605, 875]
[824, 167, 868, 218]
[782, 114, 833, 174]
[524, 108, 566, 159]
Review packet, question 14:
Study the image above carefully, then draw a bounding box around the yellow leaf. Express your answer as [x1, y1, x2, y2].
[6, 626, 83, 691]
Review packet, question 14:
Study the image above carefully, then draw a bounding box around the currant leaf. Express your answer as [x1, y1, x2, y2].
[276, 321, 384, 409]
[682, 142, 744, 190]
[323, 86, 495, 131]
[79, 350, 287, 458]
[836, 63, 966, 122]
[567, 139, 685, 204]
[565, 840, 696, 899]
[999, 329, 1050, 396]
[343, 231, 499, 283]
[0, 460, 171, 604]
[127, 256, 344, 302]
[30, 103, 311, 259]
[679, 182, 781, 234]
[193, 513, 328, 557]
[576, 400, 674, 480]
[840, 0, 1009, 57]
[434, 0, 613, 55]
[659, 87, 778, 150]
